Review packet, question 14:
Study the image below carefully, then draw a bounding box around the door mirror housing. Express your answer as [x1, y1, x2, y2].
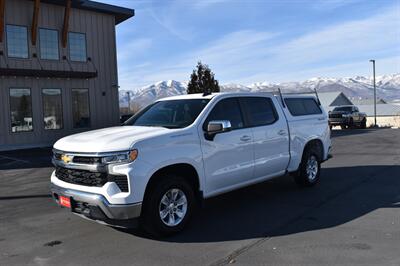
[206, 120, 231, 140]
[207, 120, 232, 134]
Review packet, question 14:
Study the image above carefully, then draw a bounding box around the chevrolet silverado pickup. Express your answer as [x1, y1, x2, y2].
[51, 92, 332, 236]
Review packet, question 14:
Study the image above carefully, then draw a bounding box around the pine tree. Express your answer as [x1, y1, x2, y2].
[187, 61, 220, 95]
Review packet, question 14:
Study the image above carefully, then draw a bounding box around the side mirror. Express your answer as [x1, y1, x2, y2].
[206, 120, 231, 140]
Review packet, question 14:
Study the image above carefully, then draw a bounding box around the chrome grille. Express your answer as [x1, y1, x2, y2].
[329, 113, 343, 118]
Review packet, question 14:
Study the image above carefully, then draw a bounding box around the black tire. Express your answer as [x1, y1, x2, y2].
[141, 175, 195, 237]
[348, 118, 354, 129]
[293, 146, 321, 187]
[360, 118, 367, 129]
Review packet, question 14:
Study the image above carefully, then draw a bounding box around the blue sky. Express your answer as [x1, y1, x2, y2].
[98, 0, 400, 91]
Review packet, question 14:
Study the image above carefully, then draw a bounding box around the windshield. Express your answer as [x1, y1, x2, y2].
[333, 106, 353, 112]
[124, 99, 210, 129]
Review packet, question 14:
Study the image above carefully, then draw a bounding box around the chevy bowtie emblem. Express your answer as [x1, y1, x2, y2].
[61, 154, 73, 164]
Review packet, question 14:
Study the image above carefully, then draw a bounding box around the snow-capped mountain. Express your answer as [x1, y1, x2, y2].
[120, 74, 400, 111]
[249, 74, 400, 99]
[119, 80, 187, 109]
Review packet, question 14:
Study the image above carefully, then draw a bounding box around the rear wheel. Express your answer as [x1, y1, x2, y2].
[293, 146, 321, 187]
[141, 175, 195, 237]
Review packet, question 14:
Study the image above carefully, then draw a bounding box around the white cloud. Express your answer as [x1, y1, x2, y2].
[270, 7, 400, 67]
[117, 29, 276, 88]
[311, 0, 365, 10]
[118, 5, 400, 89]
[237, 56, 400, 85]
[148, 1, 196, 41]
[192, 0, 232, 9]
[117, 38, 153, 61]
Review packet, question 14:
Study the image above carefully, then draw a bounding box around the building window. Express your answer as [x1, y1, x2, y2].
[42, 89, 63, 130]
[39, 29, 59, 60]
[72, 89, 90, 128]
[6, 25, 29, 59]
[69, 32, 87, 62]
[9, 88, 33, 132]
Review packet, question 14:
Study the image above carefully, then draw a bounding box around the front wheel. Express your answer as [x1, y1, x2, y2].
[293, 147, 321, 187]
[360, 118, 367, 129]
[141, 175, 195, 237]
[348, 118, 354, 129]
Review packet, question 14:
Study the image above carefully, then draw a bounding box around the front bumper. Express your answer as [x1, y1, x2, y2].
[51, 183, 142, 228]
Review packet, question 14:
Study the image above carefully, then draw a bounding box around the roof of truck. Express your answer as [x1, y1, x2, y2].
[158, 92, 275, 101]
[159, 93, 217, 101]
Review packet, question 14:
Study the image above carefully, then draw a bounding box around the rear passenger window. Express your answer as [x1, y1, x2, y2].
[285, 98, 322, 116]
[241, 97, 278, 127]
[205, 98, 244, 130]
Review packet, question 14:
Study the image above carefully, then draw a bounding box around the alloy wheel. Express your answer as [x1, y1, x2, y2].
[158, 188, 188, 227]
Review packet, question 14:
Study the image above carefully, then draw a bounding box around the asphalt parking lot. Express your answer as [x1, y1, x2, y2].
[1, 128, 399, 266]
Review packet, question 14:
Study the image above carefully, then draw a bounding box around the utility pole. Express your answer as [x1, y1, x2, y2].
[369, 59, 377, 127]
[126, 91, 132, 114]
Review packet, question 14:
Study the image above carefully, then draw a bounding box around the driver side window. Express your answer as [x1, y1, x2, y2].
[205, 98, 244, 130]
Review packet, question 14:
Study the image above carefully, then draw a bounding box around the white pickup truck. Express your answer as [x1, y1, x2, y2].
[51, 92, 332, 236]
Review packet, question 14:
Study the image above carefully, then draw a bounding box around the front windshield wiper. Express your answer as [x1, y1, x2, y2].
[132, 124, 172, 129]
[137, 124, 163, 128]
[126, 124, 185, 129]
[164, 125, 184, 129]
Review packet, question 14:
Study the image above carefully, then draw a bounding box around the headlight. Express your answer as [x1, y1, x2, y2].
[101, 150, 138, 164]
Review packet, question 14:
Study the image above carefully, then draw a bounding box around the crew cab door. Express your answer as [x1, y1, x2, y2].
[200, 98, 254, 194]
[353, 106, 361, 122]
[240, 97, 290, 178]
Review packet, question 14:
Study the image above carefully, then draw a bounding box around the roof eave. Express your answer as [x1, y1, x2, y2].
[77, 0, 134, 24]
[29, 0, 134, 25]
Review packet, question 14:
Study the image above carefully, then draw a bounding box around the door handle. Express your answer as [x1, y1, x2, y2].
[278, 130, 287, 136]
[240, 135, 252, 142]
